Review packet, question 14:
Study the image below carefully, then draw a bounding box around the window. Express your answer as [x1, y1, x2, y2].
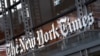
[52, 0, 75, 16]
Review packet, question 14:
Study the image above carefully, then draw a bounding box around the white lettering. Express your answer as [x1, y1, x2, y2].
[44, 32, 49, 42]
[7, 13, 94, 56]
[52, 24, 60, 39]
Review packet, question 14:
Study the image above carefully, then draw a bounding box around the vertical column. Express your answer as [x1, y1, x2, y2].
[27, 0, 36, 56]
[75, 0, 88, 29]
[1, 0, 13, 56]
[7, 1, 15, 56]
[82, 0, 90, 30]
[75, 0, 84, 43]
[75, 0, 84, 19]
[75, 0, 88, 43]
[21, 0, 30, 56]
[21, 0, 30, 39]
[7, 0, 14, 38]
[21, 0, 35, 56]
[61, 36, 66, 50]
[27, 0, 34, 36]
[82, 0, 88, 16]
[80, 51, 83, 56]
[85, 49, 88, 56]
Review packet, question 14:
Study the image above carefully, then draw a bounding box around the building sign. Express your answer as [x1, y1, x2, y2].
[6, 12, 94, 56]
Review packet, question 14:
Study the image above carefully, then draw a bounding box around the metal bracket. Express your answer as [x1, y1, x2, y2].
[75, 0, 88, 18]
[21, 0, 31, 39]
